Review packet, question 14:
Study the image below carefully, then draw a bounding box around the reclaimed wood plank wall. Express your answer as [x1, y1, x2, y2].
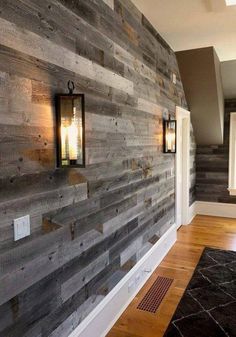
[0, 0, 195, 336]
[196, 99, 236, 203]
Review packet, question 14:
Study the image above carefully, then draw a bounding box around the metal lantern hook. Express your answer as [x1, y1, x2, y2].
[68, 80, 75, 94]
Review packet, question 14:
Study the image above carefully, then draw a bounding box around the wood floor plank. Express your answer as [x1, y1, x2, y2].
[107, 215, 236, 337]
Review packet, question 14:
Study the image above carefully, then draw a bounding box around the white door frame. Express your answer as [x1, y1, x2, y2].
[175, 106, 190, 228]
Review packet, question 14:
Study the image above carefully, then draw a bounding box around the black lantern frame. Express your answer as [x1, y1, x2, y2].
[56, 81, 85, 168]
[163, 115, 177, 154]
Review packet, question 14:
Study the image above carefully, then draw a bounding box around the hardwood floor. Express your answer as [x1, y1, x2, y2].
[106, 215, 236, 337]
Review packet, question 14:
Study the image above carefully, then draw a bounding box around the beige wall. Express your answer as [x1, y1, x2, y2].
[176, 47, 224, 145]
[213, 48, 224, 139]
[221, 59, 236, 99]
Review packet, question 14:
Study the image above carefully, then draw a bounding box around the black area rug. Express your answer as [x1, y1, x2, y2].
[163, 247, 236, 337]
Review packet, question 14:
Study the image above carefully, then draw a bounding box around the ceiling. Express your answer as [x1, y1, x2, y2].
[133, 0, 236, 62]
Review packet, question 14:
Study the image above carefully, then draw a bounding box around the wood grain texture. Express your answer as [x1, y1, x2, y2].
[196, 99, 236, 203]
[107, 215, 236, 337]
[0, 1, 195, 336]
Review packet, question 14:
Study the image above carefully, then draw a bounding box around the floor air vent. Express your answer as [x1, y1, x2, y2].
[137, 276, 173, 313]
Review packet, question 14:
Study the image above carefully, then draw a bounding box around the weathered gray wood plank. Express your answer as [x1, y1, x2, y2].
[0, 0, 193, 336]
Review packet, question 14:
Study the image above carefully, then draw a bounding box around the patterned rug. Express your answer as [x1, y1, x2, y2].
[163, 247, 236, 337]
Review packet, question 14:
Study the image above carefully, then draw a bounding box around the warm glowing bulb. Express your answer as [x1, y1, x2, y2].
[166, 127, 175, 152]
[68, 121, 78, 161]
[61, 125, 68, 159]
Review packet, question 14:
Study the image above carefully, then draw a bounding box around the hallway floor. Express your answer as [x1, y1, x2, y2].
[107, 215, 236, 337]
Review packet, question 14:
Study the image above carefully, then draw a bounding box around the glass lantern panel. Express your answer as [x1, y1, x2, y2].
[60, 96, 83, 166]
[165, 121, 176, 153]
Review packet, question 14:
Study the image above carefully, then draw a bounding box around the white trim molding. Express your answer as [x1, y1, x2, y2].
[193, 201, 236, 219]
[182, 201, 236, 223]
[228, 188, 236, 196]
[188, 202, 197, 223]
[68, 224, 177, 337]
[228, 112, 236, 195]
[175, 106, 191, 228]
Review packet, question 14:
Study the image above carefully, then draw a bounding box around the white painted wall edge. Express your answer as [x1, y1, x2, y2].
[228, 188, 236, 196]
[180, 202, 196, 226]
[228, 112, 236, 192]
[195, 201, 236, 218]
[68, 224, 177, 337]
[188, 202, 197, 223]
[189, 201, 236, 219]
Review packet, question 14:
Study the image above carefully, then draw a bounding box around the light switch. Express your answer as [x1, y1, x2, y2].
[14, 215, 30, 241]
[172, 73, 177, 84]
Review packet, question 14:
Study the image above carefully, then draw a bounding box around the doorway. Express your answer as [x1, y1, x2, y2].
[175, 106, 191, 229]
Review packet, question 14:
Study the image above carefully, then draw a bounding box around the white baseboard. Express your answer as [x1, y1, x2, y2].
[180, 203, 196, 226]
[68, 224, 177, 337]
[188, 202, 197, 224]
[195, 201, 236, 219]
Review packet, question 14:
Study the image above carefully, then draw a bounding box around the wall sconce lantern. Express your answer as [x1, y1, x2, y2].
[56, 81, 85, 167]
[163, 115, 176, 153]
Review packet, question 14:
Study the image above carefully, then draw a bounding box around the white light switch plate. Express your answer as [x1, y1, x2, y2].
[14, 215, 30, 241]
[172, 73, 177, 84]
